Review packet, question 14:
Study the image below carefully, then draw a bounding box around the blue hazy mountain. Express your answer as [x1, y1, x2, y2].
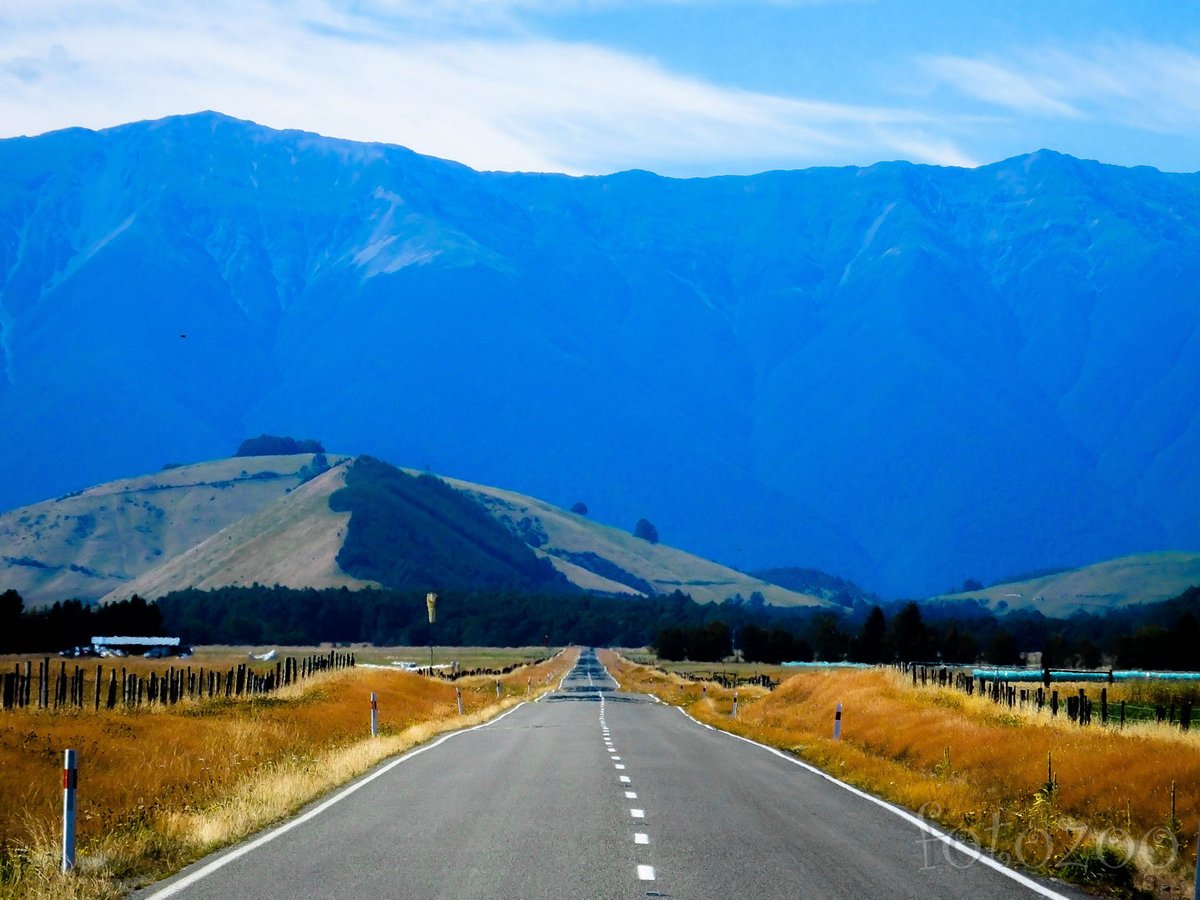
[1, 112, 1197, 598]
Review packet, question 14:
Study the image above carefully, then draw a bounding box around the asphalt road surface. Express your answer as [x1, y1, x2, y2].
[139, 651, 1085, 899]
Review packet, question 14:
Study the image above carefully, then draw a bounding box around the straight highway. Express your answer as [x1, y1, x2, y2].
[139, 650, 1084, 899]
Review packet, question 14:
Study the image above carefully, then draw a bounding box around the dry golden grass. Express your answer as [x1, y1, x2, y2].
[601, 652, 1200, 898]
[0, 648, 576, 900]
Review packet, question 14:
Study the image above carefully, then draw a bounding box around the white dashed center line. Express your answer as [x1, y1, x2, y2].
[589, 655, 661, 895]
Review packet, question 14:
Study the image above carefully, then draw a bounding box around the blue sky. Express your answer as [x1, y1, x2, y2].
[1, 1, 1198, 176]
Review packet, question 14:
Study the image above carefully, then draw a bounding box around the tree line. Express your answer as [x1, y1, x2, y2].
[1, 582, 1196, 669]
[0, 591, 163, 653]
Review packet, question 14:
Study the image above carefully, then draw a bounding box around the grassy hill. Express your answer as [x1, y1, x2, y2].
[933, 551, 1200, 616]
[0, 454, 343, 606]
[329, 457, 570, 593]
[101, 461, 374, 602]
[4, 452, 839, 609]
[437, 474, 834, 608]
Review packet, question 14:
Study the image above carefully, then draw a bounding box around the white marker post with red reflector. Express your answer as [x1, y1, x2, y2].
[370, 692, 378, 738]
[62, 748, 77, 872]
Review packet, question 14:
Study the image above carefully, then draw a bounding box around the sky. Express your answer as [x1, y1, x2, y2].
[1, 1, 1198, 177]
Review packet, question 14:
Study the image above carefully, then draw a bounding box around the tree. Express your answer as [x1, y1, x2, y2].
[812, 612, 849, 661]
[0, 589, 23, 651]
[889, 602, 930, 662]
[941, 624, 979, 664]
[570, 502, 588, 516]
[634, 518, 659, 543]
[986, 629, 1021, 665]
[655, 627, 686, 660]
[853, 605, 888, 663]
[691, 621, 731, 661]
[235, 435, 325, 457]
[962, 578, 984, 593]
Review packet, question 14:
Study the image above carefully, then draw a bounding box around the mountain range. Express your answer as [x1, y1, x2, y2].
[1, 113, 1198, 596]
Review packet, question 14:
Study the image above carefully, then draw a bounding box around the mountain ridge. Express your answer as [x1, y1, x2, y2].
[2, 113, 1198, 595]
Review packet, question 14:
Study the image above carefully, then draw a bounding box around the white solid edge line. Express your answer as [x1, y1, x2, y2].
[670, 705, 1069, 900]
[144, 702, 531, 899]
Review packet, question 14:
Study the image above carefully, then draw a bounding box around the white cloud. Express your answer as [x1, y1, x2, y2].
[923, 39, 1200, 133]
[921, 56, 1081, 118]
[0, 0, 971, 174]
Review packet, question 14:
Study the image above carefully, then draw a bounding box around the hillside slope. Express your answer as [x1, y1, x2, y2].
[441, 474, 833, 608]
[101, 461, 373, 602]
[933, 552, 1200, 616]
[0, 454, 341, 605]
[5, 452, 835, 607]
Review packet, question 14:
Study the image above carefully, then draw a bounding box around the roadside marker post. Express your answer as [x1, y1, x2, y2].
[62, 749, 77, 872]
[527, 677, 531, 696]
[456, 687, 463, 716]
[370, 692, 378, 738]
[833, 703, 843, 740]
[732, 691, 738, 718]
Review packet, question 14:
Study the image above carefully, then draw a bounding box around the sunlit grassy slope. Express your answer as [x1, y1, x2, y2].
[438, 474, 834, 607]
[101, 461, 375, 603]
[935, 551, 1200, 616]
[0, 455, 346, 607]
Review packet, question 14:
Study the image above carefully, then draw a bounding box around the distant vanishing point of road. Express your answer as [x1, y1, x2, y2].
[137, 651, 1086, 899]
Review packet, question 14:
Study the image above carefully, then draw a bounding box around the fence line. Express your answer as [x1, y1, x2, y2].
[901, 662, 1195, 730]
[1, 650, 356, 713]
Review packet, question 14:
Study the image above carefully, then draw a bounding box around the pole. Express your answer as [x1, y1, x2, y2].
[456, 687, 463, 716]
[833, 703, 843, 740]
[426, 592, 437, 673]
[62, 749, 77, 872]
[496, 679, 501, 699]
[732, 691, 738, 718]
[370, 692, 378, 738]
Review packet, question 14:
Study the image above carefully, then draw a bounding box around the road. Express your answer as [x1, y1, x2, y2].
[139, 650, 1084, 899]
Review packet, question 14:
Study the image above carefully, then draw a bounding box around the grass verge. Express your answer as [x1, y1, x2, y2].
[0, 647, 576, 900]
[600, 651, 1199, 899]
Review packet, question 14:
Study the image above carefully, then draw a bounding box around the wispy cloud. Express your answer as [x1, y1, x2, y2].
[0, 0, 970, 174]
[923, 39, 1200, 133]
[921, 57, 1082, 118]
